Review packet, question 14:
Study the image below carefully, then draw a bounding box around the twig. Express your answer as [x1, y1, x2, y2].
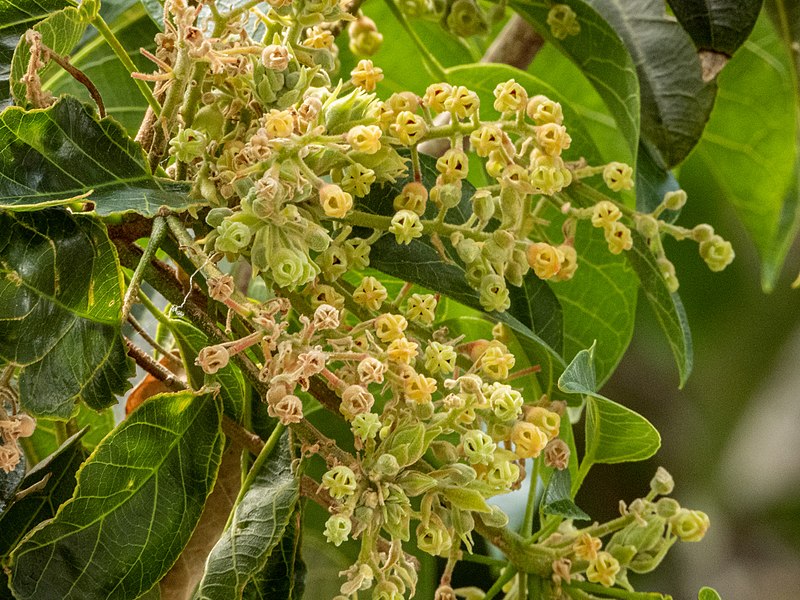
[121, 215, 167, 322]
[293, 418, 357, 467]
[125, 336, 186, 392]
[222, 414, 266, 456]
[482, 14, 544, 68]
[126, 313, 182, 370]
[42, 47, 106, 117]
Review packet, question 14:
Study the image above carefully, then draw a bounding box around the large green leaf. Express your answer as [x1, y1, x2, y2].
[194, 430, 300, 599]
[0, 210, 133, 418]
[169, 317, 248, 422]
[0, 0, 75, 106]
[667, 0, 763, 55]
[10, 7, 87, 105]
[559, 345, 661, 466]
[0, 96, 195, 216]
[681, 14, 800, 290]
[9, 390, 224, 600]
[0, 429, 86, 557]
[583, 0, 717, 167]
[242, 509, 305, 600]
[510, 0, 640, 164]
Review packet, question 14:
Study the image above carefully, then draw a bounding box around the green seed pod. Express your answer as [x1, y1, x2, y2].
[471, 190, 496, 223]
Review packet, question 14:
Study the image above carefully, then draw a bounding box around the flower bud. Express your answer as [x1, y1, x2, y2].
[445, 0, 488, 37]
[670, 508, 710, 542]
[655, 497, 681, 519]
[373, 453, 402, 477]
[430, 182, 462, 209]
[526, 95, 563, 125]
[650, 466, 675, 496]
[663, 189, 687, 211]
[699, 235, 734, 272]
[319, 183, 353, 218]
[547, 3, 581, 40]
[397, 471, 437, 496]
[322, 465, 358, 500]
[692, 223, 715, 242]
[13, 414, 36, 438]
[196, 344, 230, 374]
[324, 514, 352, 546]
[603, 162, 634, 192]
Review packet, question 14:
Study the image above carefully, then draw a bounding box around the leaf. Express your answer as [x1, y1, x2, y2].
[0, 0, 74, 106]
[510, 0, 641, 164]
[442, 486, 492, 513]
[169, 317, 248, 422]
[0, 96, 196, 216]
[667, 0, 763, 56]
[359, 151, 566, 385]
[626, 229, 693, 386]
[541, 468, 590, 520]
[0, 442, 26, 514]
[241, 508, 305, 600]
[0, 210, 134, 418]
[680, 14, 800, 291]
[583, 0, 717, 167]
[194, 430, 300, 599]
[9, 390, 224, 600]
[43, 3, 160, 134]
[0, 428, 86, 557]
[23, 405, 115, 464]
[10, 7, 87, 105]
[698, 587, 722, 600]
[559, 345, 661, 464]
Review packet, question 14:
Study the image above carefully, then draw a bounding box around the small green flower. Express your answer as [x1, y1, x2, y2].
[489, 385, 523, 421]
[424, 341, 457, 374]
[324, 514, 352, 547]
[462, 430, 496, 465]
[389, 210, 424, 245]
[215, 220, 252, 254]
[322, 465, 358, 500]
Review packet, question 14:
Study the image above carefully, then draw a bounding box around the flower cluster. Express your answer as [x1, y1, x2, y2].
[0, 406, 35, 473]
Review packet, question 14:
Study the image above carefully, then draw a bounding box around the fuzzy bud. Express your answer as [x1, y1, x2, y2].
[603, 162, 634, 192]
[196, 344, 230, 374]
[699, 235, 735, 272]
[670, 509, 710, 542]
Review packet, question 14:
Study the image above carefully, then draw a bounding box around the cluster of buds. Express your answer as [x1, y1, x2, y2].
[541, 467, 709, 595]
[0, 406, 35, 473]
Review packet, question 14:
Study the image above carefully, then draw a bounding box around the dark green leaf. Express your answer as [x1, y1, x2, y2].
[0, 0, 74, 105]
[0, 442, 25, 514]
[584, 0, 717, 167]
[10, 7, 87, 104]
[698, 586, 722, 600]
[510, 0, 640, 163]
[242, 508, 305, 600]
[680, 15, 800, 291]
[9, 390, 224, 600]
[194, 430, 300, 599]
[0, 96, 196, 216]
[0, 429, 86, 556]
[626, 229, 693, 386]
[541, 468, 590, 520]
[667, 0, 762, 55]
[0, 210, 133, 418]
[169, 317, 248, 422]
[559, 346, 661, 464]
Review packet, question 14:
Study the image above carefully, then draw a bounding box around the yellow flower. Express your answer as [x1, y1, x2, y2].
[350, 59, 384, 91]
[353, 276, 388, 310]
[526, 242, 564, 280]
[404, 371, 437, 404]
[603, 162, 634, 192]
[347, 124, 382, 154]
[386, 336, 419, 364]
[586, 551, 620, 587]
[319, 184, 353, 218]
[374, 313, 408, 342]
[479, 341, 515, 380]
[511, 421, 548, 459]
[573, 533, 602, 561]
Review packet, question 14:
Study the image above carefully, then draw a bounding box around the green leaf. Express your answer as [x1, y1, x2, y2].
[9, 390, 224, 600]
[23, 405, 115, 464]
[667, 0, 763, 56]
[680, 14, 800, 290]
[0, 210, 133, 418]
[0, 0, 74, 105]
[169, 317, 248, 422]
[0, 96, 196, 216]
[541, 468, 590, 520]
[698, 587, 722, 600]
[194, 430, 300, 599]
[442, 486, 492, 513]
[43, 3, 159, 134]
[10, 7, 87, 105]
[626, 229, 693, 386]
[510, 0, 640, 164]
[583, 0, 717, 167]
[0, 429, 86, 557]
[559, 345, 661, 465]
[0, 442, 25, 514]
[242, 508, 305, 600]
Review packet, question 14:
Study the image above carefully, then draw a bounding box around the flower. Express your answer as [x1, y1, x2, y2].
[586, 551, 620, 587]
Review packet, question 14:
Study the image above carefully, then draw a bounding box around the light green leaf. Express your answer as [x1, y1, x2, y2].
[541, 468, 590, 520]
[442, 487, 492, 513]
[0, 0, 74, 105]
[194, 430, 300, 599]
[169, 317, 248, 422]
[510, 0, 640, 163]
[0, 210, 133, 419]
[626, 228, 693, 387]
[9, 390, 224, 600]
[0, 429, 86, 557]
[0, 96, 196, 216]
[680, 15, 800, 290]
[10, 7, 87, 105]
[582, 0, 716, 167]
[698, 586, 722, 600]
[559, 345, 661, 465]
